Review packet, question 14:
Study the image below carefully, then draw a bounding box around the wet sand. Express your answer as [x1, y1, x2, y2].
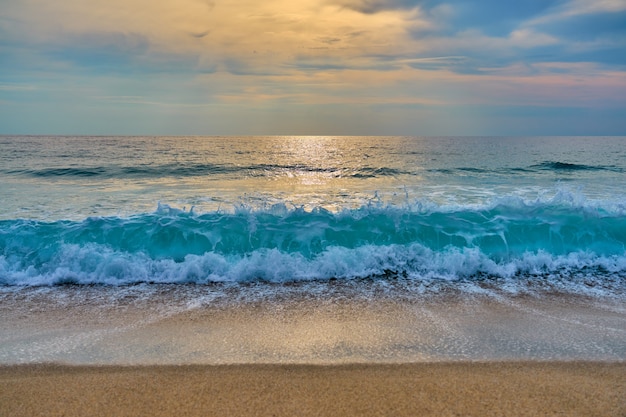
[1, 285, 625, 364]
[1, 362, 625, 417]
[1, 285, 625, 415]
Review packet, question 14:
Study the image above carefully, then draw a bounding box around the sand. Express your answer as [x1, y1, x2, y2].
[1, 286, 625, 415]
[1, 362, 625, 417]
[2, 286, 625, 364]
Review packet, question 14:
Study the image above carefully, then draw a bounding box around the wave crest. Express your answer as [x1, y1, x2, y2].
[1, 196, 625, 287]
[1, 242, 625, 287]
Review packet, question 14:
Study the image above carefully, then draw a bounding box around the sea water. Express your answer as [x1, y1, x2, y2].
[0, 136, 625, 363]
[1, 135, 625, 289]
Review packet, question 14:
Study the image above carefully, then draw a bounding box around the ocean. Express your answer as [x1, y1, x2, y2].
[1, 135, 625, 364]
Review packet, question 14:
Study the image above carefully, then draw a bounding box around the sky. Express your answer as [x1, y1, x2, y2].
[1, 0, 625, 135]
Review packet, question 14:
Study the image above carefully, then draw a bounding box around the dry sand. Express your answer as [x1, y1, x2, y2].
[1, 362, 625, 417]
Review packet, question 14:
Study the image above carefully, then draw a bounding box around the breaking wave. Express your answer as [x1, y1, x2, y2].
[1, 195, 625, 288]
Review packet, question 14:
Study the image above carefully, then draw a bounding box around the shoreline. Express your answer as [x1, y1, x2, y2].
[2, 361, 625, 416]
[1, 285, 625, 364]
[1, 286, 625, 415]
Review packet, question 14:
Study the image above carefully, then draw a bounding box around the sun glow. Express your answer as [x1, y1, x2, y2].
[2, 0, 625, 134]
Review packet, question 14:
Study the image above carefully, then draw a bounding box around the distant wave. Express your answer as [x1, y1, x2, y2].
[5, 160, 623, 181]
[3, 164, 411, 180]
[531, 161, 624, 173]
[5, 164, 241, 178]
[428, 162, 624, 176]
[1, 197, 625, 287]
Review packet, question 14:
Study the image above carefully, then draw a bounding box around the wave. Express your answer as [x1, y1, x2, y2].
[5, 164, 241, 179]
[531, 161, 624, 173]
[3, 164, 411, 180]
[5, 160, 623, 182]
[1, 198, 625, 287]
[428, 162, 624, 176]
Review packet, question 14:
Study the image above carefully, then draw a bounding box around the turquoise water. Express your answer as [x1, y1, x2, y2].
[0, 136, 625, 291]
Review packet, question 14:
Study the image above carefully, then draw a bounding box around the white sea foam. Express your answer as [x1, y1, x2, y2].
[1, 241, 624, 297]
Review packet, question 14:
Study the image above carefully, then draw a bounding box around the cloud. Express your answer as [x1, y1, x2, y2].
[330, 0, 419, 14]
[46, 31, 151, 72]
[406, 0, 569, 37]
[550, 11, 626, 40]
[517, 1, 626, 66]
[4, 0, 620, 77]
[2, 0, 430, 65]
[528, 0, 626, 24]
[0, 83, 37, 91]
[190, 30, 211, 39]
[1, 0, 624, 135]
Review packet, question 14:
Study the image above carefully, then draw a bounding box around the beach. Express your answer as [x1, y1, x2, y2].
[2, 284, 625, 364]
[2, 362, 625, 417]
[1, 285, 625, 416]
